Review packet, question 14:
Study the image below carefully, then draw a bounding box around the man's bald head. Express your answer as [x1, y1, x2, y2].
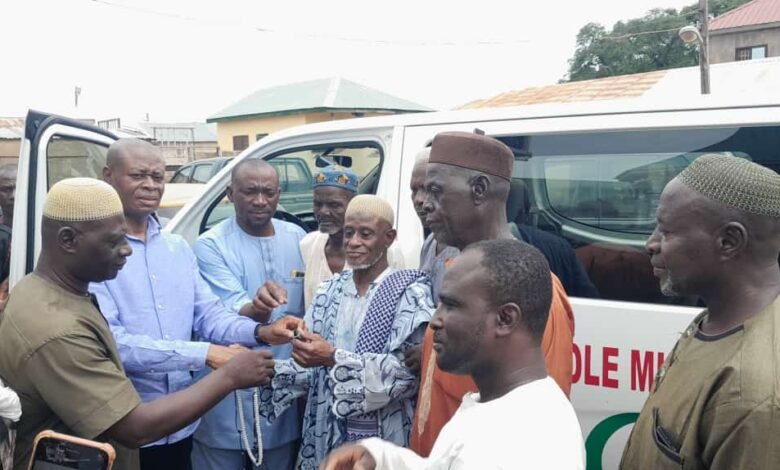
[107, 139, 162, 169]
[103, 139, 165, 221]
[230, 158, 278, 185]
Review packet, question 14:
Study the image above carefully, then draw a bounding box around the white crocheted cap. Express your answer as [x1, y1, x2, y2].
[43, 177, 124, 222]
[345, 194, 395, 226]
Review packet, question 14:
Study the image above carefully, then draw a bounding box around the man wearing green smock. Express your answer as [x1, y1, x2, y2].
[621, 155, 780, 469]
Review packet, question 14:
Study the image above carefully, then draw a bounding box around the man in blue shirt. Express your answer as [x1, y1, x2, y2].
[192, 158, 307, 470]
[92, 140, 302, 470]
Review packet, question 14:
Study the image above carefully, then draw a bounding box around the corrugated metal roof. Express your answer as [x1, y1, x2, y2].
[710, 0, 780, 31]
[137, 122, 217, 142]
[461, 57, 780, 109]
[207, 77, 432, 122]
[460, 71, 666, 109]
[0, 118, 24, 140]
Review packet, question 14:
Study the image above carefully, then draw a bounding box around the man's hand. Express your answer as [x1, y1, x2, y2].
[403, 344, 422, 375]
[257, 315, 306, 345]
[320, 444, 377, 470]
[241, 281, 288, 322]
[220, 349, 276, 389]
[205, 344, 248, 370]
[291, 330, 336, 368]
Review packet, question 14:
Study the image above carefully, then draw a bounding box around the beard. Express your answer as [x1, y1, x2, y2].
[351, 250, 386, 271]
[659, 272, 681, 297]
[318, 219, 341, 235]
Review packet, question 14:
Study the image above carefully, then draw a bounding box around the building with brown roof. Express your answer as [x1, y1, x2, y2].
[460, 57, 780, 109]
[709, 0, 780, 63]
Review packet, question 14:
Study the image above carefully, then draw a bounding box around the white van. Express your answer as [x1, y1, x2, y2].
[12, 96, 780, 469]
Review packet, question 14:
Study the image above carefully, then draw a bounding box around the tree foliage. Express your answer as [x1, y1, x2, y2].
[565, 0, 751, 82]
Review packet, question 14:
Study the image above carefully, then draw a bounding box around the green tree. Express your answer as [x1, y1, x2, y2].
[565, 0, 751, 82]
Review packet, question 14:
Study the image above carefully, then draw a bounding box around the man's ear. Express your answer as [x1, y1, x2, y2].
[226, 185, 234, 203]
[102, 165, 112, 183]
[471, 175, 489, 205]
[718, 222, 748, 260]
[58, 226, 80, 254]
[385, 227, 397, 247]
[494, 302, 522, 338]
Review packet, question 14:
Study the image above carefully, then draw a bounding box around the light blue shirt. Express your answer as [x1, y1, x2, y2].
[90, 215, 260, 447]
[193, 217, 306, 451]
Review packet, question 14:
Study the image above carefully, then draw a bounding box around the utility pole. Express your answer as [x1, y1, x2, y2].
[699, 0, 710, 94]
[74, 86, 82, 108]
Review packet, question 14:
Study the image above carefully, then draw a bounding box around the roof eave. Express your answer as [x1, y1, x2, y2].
[207, 107, 431, 123]
[710, 21, 780, 35]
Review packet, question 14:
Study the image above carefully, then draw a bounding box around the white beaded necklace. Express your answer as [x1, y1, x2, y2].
[236, 387, 263, 467]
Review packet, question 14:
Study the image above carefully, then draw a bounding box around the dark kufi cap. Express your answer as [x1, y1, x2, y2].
[429, 131, 513, 180]
[677, 154, 780, 217]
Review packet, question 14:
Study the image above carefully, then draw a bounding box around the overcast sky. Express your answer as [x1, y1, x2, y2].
[1, 0, 693, 125]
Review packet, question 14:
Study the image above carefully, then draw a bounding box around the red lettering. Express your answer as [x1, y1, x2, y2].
[602, 347, 619, 388]
[584, 345, 600, 386]
[572, 343, 581, 384]
[631, 350, 655, 391]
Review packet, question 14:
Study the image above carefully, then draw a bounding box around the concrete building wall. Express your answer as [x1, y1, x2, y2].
[214, 112, 392, 155]
[0, 140, 20, 162]
[710, 26, 780, 63]
[215, 115, 308, 154]
[159, 141, 220, 167]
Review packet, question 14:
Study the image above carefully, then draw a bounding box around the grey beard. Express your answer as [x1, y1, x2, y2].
[351, 250, 386, 271]
[318, 223, 341, 235]
[660, 276, 680, 297]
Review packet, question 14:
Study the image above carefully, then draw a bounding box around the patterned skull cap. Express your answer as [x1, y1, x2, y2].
[676, 154, 780, 218]
[345, 194, 394, 226]
[313, 164, 359, 193]
[43, 177, 124, 222]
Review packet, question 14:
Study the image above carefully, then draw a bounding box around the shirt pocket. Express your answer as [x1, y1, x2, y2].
[652, 407, 685, 468]
[281, 277, 305, 317]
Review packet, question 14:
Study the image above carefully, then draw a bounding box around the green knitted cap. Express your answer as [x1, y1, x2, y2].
[677, 155, 780, 218]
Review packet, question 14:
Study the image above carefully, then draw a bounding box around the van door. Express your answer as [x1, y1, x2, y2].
[10, 110, 117, 287]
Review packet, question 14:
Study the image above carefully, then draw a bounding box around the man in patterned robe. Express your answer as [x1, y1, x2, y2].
[260, 195, 435, 469]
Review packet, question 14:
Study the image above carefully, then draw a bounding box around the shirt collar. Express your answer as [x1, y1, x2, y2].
[126, 214, 161, 242]
[233, 216, 277, 240]
[343, 266, 393, 298]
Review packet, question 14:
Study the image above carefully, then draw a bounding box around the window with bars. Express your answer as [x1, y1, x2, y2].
[735, 45, 767, 61]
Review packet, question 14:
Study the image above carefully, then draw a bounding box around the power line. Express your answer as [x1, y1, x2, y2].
[89, 0, 530, 46]
[600, 27, 684, 41]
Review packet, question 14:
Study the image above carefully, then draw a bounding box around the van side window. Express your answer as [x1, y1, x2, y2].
[201, 142, 383, 233]
[46, 136, 108, 188]
[499, 126, 780, 304]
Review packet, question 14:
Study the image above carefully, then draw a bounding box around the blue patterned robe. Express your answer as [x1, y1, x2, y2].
[259, 269, 434, 469]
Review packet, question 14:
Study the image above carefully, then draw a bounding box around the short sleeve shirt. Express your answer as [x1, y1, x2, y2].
[0, 274, 141, 470]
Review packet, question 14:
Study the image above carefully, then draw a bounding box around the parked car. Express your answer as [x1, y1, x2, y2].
[13, 95, 780, 469]
[169, 157, 231, 184]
